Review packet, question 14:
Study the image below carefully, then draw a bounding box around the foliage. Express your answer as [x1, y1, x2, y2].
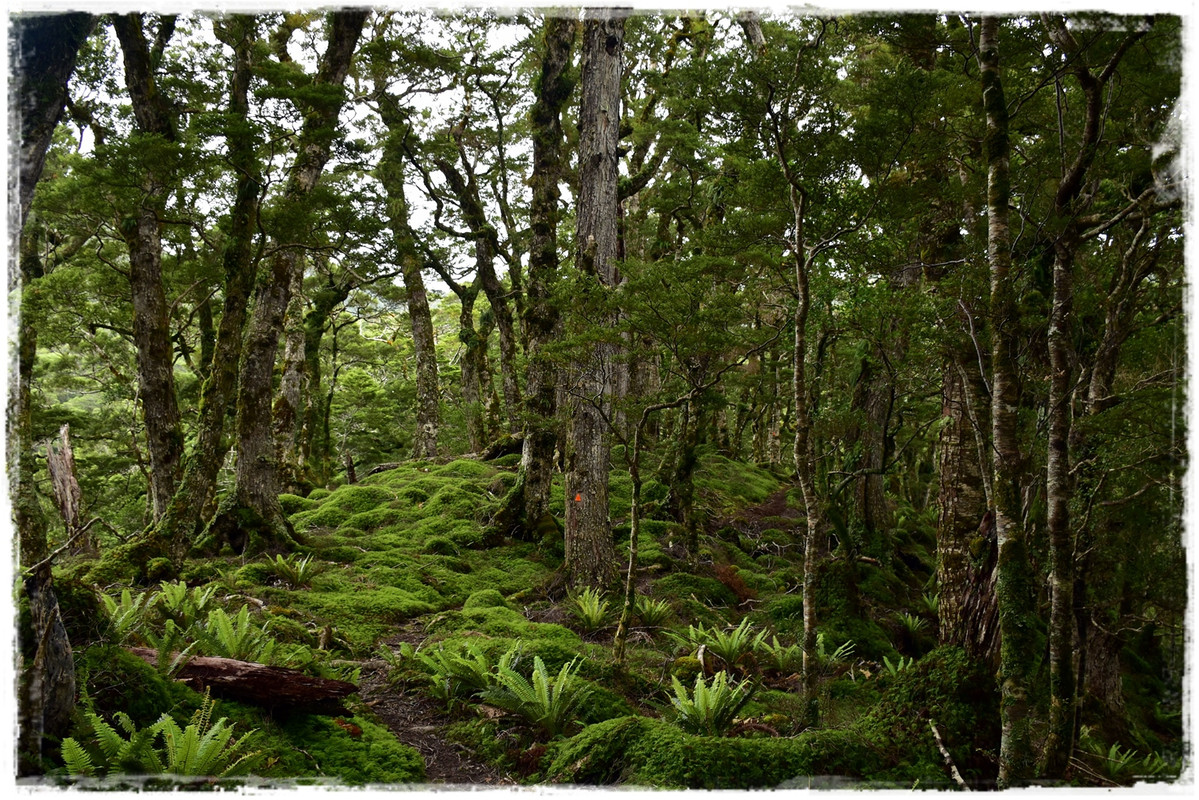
[566, 586, 611, 633]
[668, 671, 756, 737]
[265, 553, 326, 589]
[98, 588, 155, 646]
[483, 655, 591, 738]
[668, 619, 768, 673]
[193, 606, 278, 664]
[61, 691, 261, 779]
[155, 581, 218, 630]
[633, 596, 673, 628]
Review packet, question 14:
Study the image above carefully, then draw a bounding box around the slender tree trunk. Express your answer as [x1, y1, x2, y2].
[519, 16, 577, 533]
[1042, 237, 1076, 778]
[436, 157, 522, 432]
[980, 17, 1036, 787]
[458, 288, 487, 453]
[223, 10, 366, 552]
[13, 236, 76, 774]
[565, 7, 624, 589]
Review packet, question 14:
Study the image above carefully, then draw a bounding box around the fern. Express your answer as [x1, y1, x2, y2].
[567, 587, 611, 633]
[415, 641, 519, 708]
[816, 632, 856, 667]
[484, 656, 590, 737]
[156, 692, 261, 777]
[194, 606, 278, 663]
[882, 654, 913, 676]
[142, 620, 199, 677]
[99, 588, 155, 645]
[669, 671, 756, 737]
[60, 737, 97, 777]
[60, 709, 163, 776]
[670, 619, 768, 672]
[156, 581, 218, 629]
[266, 553, 325, 590]
[759, 635, 803, 675]
[633, 596, 673, 628]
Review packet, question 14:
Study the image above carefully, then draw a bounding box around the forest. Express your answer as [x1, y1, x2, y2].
[10, 7, 1188, 790]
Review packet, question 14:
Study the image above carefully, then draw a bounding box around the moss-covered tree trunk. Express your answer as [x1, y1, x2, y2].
[936, 358, 990, 649]
[979, 17, 1036, 787]
[152, 15, 260, 557]
[222, 10, 367, 552]
[273, 263, 309, 494]
[372, 101, 442, 461]
[565, 7, 624, 589]
[11, 16, 93, 768]
[519, 16, 577, 534]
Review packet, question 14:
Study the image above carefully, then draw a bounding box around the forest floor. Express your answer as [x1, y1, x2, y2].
[358, 624, 515, 786]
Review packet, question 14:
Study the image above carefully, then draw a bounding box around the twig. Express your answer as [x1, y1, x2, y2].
[929, 718, 969, 790]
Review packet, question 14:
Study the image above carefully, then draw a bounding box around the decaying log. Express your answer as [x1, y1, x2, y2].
[128, 648, 356, 714]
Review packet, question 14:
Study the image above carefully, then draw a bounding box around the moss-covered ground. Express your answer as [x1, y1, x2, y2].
[42, 448, 1180, 788]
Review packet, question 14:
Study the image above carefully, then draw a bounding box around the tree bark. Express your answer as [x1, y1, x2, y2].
[979, 17, 1036, 788]
[565, 8, 625, 589]
[223, 9, 367, 552]
[519, 16, 577, 534]
[112, 13, 185, 521]
[273, 263, 309, 494]
[373, 107, 442, 461]
[10, 15, 92, 770]
[936, 358, 989, 649]
[152, 14, 261, 556]
[12, 12, 96, 224]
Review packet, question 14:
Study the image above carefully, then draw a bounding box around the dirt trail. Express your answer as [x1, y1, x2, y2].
[357, 660, 515, 786]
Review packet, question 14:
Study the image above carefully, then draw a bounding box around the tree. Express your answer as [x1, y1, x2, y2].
[214, 9, 368, 553]
[564, 7, 626, 589]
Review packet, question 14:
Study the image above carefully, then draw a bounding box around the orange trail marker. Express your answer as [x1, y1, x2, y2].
[574, 493, 582, 502]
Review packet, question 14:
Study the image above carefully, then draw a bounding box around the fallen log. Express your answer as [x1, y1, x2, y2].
[128, 648, 357, 714]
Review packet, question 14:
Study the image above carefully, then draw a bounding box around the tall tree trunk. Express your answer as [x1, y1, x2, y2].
[565, 7, 624, 589]
[13, 235, 76, 775]
[152, 14, 260, 555]
[936, 357, 989, 649]
[13, 12, 95, 223]
[273, 263, 309, 494]
[457, 288, 487, 453]
[519, 16, 577, 533]
[10, 16, 92, 770]
[1036, 17, 1146, 776]
[373, 91, 442, 460]
[979, 17, 1036, 787]
[221, 10, 367, 552]
[112, 13, 185, 521]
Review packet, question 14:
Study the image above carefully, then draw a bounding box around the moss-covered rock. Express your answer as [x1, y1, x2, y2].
[653, 573, 737, 608]
[544, 716, 880, 788]
[463, 589, 509, 610]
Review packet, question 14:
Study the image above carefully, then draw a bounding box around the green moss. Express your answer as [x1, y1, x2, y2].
[431, 459, 495, 480]
[653, 573, 737, 608]
[308, 488, 332, 501]
[340, 507, 401, 532]
[463, 589, 510, 609]
[280, 493, 318, 516]
[423, 537, 460, 556]
[577, 681, 637, 725]
[490, 453, 522, 468]
[275, 714, 424, 784]
[76, 644, 198, 728]
[544, 716, 879, 788]
[292, 503, 351, 531]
